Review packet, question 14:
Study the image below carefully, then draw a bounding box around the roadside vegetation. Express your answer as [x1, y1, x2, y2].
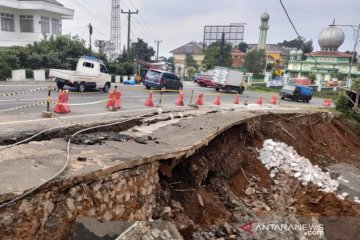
[0, 35, 157, 81]
[335, 78, 360, 134]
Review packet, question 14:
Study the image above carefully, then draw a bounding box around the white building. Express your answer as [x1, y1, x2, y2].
[0, 0, 74, 47]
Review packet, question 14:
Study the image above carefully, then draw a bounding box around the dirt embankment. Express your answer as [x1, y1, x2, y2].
[155, 113, 360, 239]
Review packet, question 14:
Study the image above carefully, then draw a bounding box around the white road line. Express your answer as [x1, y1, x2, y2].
[0, 108, 154, 126]
[0, 106, 191, 126]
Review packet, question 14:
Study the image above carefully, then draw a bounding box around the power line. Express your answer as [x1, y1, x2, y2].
[122, 0, 159, 40]
[279, 0, 328, 71]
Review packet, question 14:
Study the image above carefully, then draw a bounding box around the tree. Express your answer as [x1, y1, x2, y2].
[187, 67, 196, 78]
[345, 51, 358, 63]
[185, 55, 199, 70]
[94, 40, 110, 54]
[244, 49, 266, 74]
[130, 38, 155, 61]
[203, 42, 232, 70]
[238, 42, 249, 53]
[278, 37, 314, 54]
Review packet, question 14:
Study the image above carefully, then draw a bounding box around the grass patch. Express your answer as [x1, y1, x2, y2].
[248, 84, 281, 93]
[313, 90, 343, 99]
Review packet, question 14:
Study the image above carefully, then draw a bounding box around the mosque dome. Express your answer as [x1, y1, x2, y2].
[318, 25, 345, 51]
[297, 49, 303, 55]
[261, 12, 270, 21]
[290, 50, 297, 56]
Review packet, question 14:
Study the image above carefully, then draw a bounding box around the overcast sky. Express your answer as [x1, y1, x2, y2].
[60, 0, 360, 58]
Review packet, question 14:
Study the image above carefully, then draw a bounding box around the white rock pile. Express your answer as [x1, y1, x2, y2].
[259, 139, 339, 193]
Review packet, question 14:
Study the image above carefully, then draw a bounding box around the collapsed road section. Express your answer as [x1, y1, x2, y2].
[0, 107, 359, 239]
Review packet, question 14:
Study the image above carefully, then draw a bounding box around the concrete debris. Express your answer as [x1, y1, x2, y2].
[259, 139, 339, 193]
[117, 221, 183, 240]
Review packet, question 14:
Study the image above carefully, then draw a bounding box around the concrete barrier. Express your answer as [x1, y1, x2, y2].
[33, 70, 46, 81]
[115, 75, 121, 83]
[11, 69, 26, 81]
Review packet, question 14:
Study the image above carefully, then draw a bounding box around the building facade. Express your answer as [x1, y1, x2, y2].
[287, 25, 360, 81]
[0, 0, 74, 48]
[170, 41, 204, 76]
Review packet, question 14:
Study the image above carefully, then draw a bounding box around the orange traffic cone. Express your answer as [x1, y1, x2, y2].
[106, 86, 121, 110]
[145, 91, 154, 107]
[270, 96, 277, 105]
[54, 90, 70, 114]
[176, 91, 184, 106]
[195, 93, 204, 105]
[256, 96, 263, 106]
[214, 94, 221, 105]
[234, 95, 240, 105]
[323, 99, 331, 107]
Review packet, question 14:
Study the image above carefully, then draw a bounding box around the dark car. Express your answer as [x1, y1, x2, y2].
[144, 69, 183, 90]
[280, 84, 313, 103]
[196, 75, 215, 88]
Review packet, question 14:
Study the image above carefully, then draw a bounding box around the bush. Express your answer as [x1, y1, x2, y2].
[25, 68, 33, 79]
[253, 73, 264, 79]
[335, 94, 353, 113]
[0, 64, 12, 81]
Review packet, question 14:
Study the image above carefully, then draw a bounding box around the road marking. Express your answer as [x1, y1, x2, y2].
[0, 84, 49, 87]
[0, 108, 157, 126]
[0, 106, 192, 126]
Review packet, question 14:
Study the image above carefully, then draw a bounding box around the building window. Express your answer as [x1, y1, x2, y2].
[20, 15, 34, 32]
[52, 18, 60, 34]
[1, 13, 15, 32]
[40, 16, 50, 34]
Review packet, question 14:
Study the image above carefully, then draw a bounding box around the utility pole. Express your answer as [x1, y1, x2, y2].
[219, 32, 225, 66]
[121, 9, 138, 52]
[154, 40, 162, 62]
[88, 23, 93, 54]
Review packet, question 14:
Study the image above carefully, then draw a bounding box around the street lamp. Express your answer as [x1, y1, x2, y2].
[330, 23, 360, 84]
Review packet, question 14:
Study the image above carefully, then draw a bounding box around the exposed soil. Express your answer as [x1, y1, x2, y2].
[156, 113, 360, 239]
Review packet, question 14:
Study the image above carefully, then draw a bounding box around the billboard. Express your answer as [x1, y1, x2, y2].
[203, 23, 245, 48]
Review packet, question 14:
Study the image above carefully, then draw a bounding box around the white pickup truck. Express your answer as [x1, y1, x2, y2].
[213, 66, 246, 94]
[49, 56, 111, 92]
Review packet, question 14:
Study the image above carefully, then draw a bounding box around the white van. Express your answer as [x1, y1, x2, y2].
[49, 56, 111, 92]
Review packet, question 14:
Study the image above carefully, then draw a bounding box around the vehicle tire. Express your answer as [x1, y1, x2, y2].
[56, 81, 65, 89]
[215, 88, 220, 92]
[145, 85, 150, 90]
[225, 86, 231, 93]
[178, 85, 183, 91]
[293, 96, 298, 102]
[238, 86, 245, 94]
[77, 82, 86, 92]
[281, 96, 285, 100]
[103, 82, 111, 92]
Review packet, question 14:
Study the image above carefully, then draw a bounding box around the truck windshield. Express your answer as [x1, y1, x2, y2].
[283, 85, 296, 91]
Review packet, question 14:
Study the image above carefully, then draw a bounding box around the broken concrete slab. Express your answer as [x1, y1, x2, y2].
[72, 217, 133, 240]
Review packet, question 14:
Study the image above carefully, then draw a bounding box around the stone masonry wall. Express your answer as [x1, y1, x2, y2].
[0, 162, 159, 240]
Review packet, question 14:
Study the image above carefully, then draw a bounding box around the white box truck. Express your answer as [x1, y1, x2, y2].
[49, 56, 111, 92]
[213, 66, 245, 94]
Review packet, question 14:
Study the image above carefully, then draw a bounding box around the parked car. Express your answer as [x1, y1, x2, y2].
[280, 84, 313, 103]
[143, 70, 183, 90]
[196, 75, 215, 88]
[49, 56, 111, 92]
[193, 73, 201, 82]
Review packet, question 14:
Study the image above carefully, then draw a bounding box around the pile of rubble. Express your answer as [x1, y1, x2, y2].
[259, 139, 339, 193]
